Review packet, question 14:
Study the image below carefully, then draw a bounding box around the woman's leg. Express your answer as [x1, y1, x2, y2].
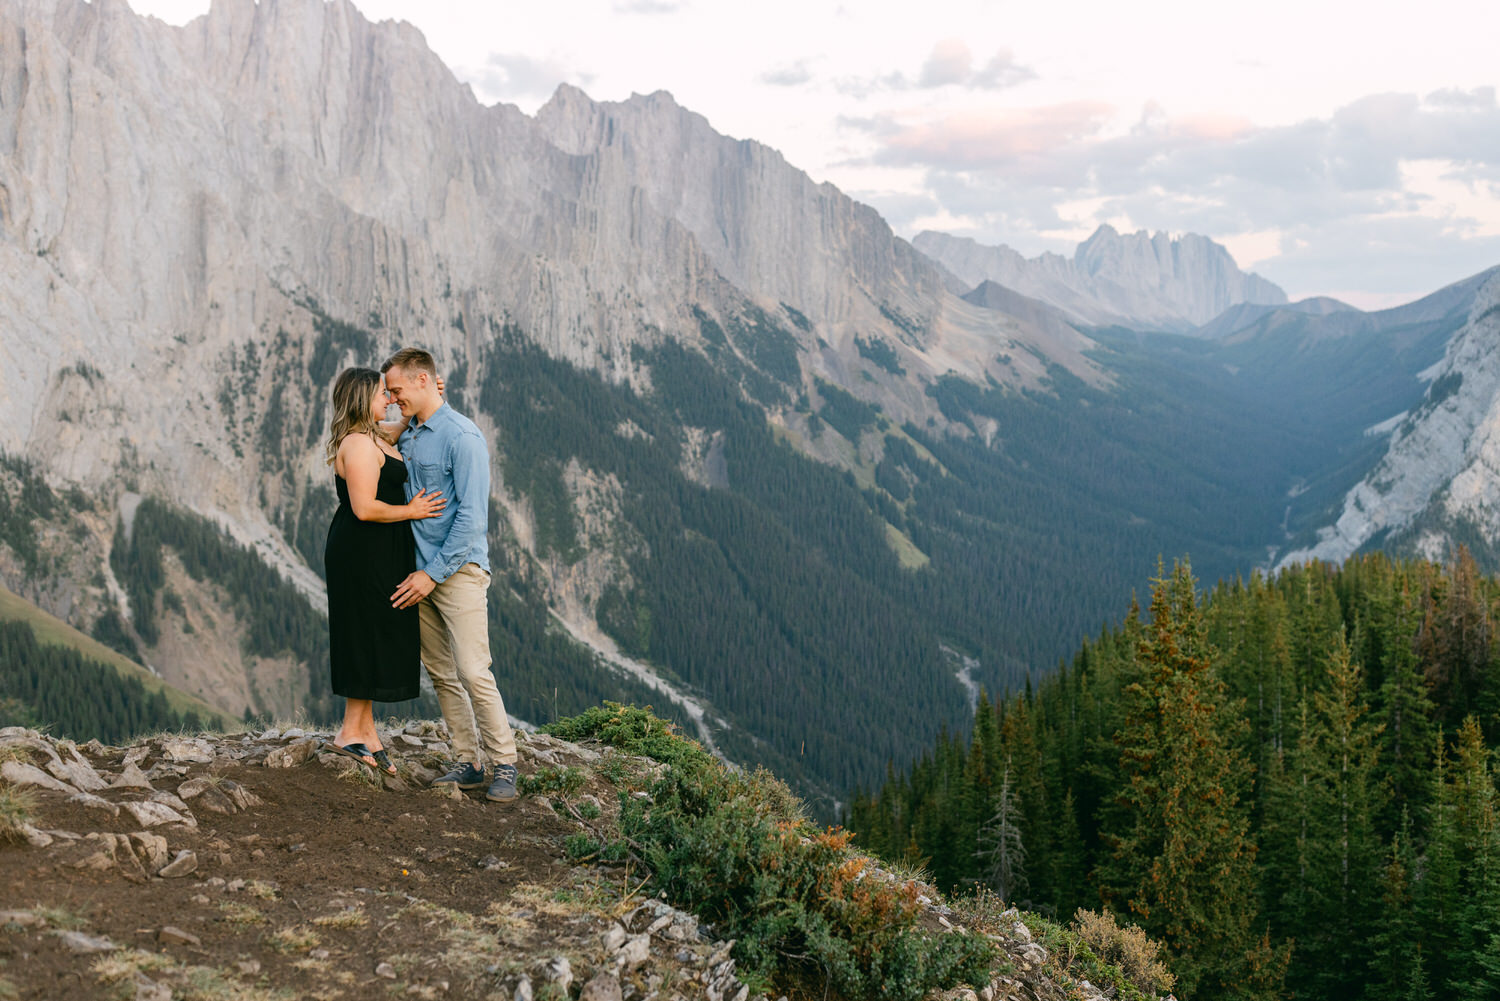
[334, 698, 373, 749]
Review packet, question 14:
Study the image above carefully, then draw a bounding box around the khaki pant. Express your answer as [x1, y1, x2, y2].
[418, 563, 516, 766]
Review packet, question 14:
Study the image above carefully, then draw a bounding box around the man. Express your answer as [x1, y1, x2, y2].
[382, 347, 518, 803]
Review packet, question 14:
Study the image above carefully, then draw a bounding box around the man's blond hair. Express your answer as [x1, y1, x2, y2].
[381, 347, 436, 377]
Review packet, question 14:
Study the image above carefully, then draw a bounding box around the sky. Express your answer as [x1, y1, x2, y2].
[130, 0, 1500, 310]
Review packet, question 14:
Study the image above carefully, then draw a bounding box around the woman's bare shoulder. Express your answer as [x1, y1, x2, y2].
[337, 432, 383, 467]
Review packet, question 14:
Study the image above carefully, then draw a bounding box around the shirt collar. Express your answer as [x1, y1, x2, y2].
[408, 401, 450, 433]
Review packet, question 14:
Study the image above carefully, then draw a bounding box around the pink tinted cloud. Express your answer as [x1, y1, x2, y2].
[876, 102, 1115, 168]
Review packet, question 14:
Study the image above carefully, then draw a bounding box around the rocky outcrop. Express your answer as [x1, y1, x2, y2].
[0, 721, 1151, 1001]
[915, 226, 1287, 332]
[1277, 271, 1500, 567]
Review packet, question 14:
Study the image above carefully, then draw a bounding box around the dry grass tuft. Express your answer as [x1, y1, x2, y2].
[312, 909, 368, 929]
[1071, 908, 1176, 995]
[267, 924, 320, 953]
[217, 902, 265, 925]
[0, 785, 38, 844]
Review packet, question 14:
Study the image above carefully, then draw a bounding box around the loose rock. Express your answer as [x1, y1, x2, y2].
[375, 962, 398, 979]
[264, 739, 318, 769]
[2, 760, 78, 795]
[158, 925, 202, 946]
[125, 801, 192, 828]
[158, 850, 198, 878]
[579, 972, 624, 1001]
[113, 762, 155, 789]
[56, 930, 117, 953]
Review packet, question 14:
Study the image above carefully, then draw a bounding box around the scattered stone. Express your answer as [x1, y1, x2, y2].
[406, 762, 440, 786]
[18, 823, 54, 848]
[602, 923, 627, 952]
[427, 741, 451, 755]
[579, 972, 624, 1001]
[122, 746, 150, 766]
[512, 974, 534, 1001]
[177, 777, 241, 815]
[375, 962, 398, 979]
[158, 850, 198, 878]
[236, 960, 261, 975]
[258, 728, 282, 741]
[149, 790, 194, 814]
[0, 910, 43, 928]
[158, 738, 214, 763]
[67, 791, 122, 816]
[264, 739, 318, 769]
[158, 925, 201, 946]
[1017, 942, 1048, 968]
[396, 733, 424, 747]
[191, 895, 210, 905]
[476, 854, 508, 871]
[615, 934, 650, 970]
[219, 780, 261, 811]
[47, 752, 109, 791]
[129, 832, 169, 871]
[55, 930, 117, 953]
[131, 971, 172, 1001]
[2, 760, 79, 795]
[281, 728, 308, 740]
[1011, 920, 1032, 943]
[382, 773, 407, 793]
[540, 956, 573, 994]
[113, 762, 155, 789]
[70, 849, 118, 872]
[309, 948, 330, 960]
[125, 801, 193, 829]
[226, 878, 246, 892]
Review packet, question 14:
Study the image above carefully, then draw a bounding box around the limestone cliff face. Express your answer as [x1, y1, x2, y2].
[1277, 271, 1500, 567]
[0, 0, 1103, 702]
[914, 225, 1288, 332]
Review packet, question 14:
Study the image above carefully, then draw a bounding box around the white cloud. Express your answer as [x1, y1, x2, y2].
[470, 52, 596, 104]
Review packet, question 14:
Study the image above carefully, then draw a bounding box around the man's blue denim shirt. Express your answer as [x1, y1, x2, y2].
[398, 402, 491, 583]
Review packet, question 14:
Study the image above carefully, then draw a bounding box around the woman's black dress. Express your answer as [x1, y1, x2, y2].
[324, 453, 421, 702]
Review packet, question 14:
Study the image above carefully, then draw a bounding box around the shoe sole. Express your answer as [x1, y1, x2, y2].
[432, 778, 488, 790]
[485, 788, 517, 803]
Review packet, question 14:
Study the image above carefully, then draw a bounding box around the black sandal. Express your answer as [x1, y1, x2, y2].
[325, 741, 377, 770]
[370, 748, 398, 776]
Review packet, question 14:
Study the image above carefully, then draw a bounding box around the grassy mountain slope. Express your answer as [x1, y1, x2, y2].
[0, 581, 233, 730]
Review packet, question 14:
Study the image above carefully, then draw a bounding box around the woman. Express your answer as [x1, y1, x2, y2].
[323, 367, 445, 774]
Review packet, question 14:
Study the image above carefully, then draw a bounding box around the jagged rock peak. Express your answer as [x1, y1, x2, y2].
[914, 225, 1287, 332]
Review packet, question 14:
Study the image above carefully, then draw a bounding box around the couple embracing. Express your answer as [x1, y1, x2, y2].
[322, 347, 518, 803]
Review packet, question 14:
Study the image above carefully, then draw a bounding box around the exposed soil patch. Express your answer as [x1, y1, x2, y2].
[0, 725, 743, 1001]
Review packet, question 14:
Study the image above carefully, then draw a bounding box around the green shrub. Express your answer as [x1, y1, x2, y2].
[541, 703, 710, 769]
[517, 765, 585, 796]
[622, 756, 994, 1000]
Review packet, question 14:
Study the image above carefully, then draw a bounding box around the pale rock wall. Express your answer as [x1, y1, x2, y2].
[1277, 272, 1500, 567]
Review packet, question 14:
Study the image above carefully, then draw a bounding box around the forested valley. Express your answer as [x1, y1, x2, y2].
[849, 552, 1500, 1001]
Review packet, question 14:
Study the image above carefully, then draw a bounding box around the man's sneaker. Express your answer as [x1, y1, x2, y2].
[432, 762, 487, 790]
[486, 763, 518, 803]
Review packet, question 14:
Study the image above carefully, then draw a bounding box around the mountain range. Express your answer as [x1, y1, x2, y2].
[2, 0, 1498, 810]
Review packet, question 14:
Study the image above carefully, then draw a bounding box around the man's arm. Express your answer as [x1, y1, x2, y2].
[422, 429, 490, 584]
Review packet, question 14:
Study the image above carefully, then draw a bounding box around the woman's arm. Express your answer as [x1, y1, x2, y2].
[339, 435, 445, 523]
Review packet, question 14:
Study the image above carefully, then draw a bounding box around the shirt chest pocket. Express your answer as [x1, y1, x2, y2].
[415, 460, 448, 492]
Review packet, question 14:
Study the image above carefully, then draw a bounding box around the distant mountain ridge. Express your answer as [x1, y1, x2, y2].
[914, 226, 1288, 332]
[1277, 267, 1500, 568]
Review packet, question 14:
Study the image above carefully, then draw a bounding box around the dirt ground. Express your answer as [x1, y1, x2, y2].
[0, 727, 739, 1001]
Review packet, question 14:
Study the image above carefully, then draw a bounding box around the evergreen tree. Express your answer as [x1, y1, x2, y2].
[1096, 561, 1286, 1000]
[975, 759, 1027, 901]
[1280, 633, 1384, 999]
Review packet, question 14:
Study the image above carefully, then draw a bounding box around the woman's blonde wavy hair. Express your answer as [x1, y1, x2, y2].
[325, 367, 383, 464]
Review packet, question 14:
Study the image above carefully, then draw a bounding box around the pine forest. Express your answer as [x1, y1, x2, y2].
[849, 551, 1500, 1001]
